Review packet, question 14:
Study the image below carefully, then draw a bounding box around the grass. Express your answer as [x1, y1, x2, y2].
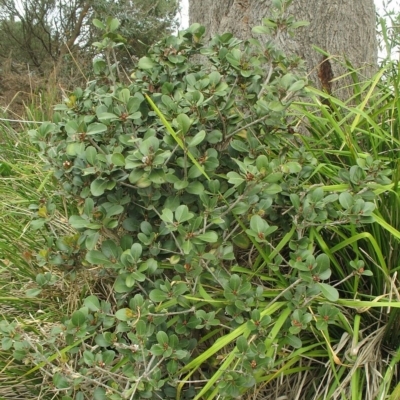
[0, 120, 78, 399]
[287, 59, 400, 399]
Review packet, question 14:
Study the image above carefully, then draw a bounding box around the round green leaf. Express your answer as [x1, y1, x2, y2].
[84, 295, 100, 311]
[339, 192, 353, 209]
[71, 310, 86, 327]
[138, 56, 155, 70]
[90, 178, 109, 196]
[236, 336, 248, 353]
[156, 331, 169, 345]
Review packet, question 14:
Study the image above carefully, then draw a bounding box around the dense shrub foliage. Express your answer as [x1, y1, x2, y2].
[13, 11, 394, 400]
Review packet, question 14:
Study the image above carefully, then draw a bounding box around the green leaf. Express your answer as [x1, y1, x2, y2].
[128, 169, 145, 183]
[65, 120, 79, 134]
[85, 146, 97, 165]
[229, 274, 241, 291]
[252, 25, 271, 34]
[94, 387, 107, 400]
[291, 21, 310, 29]
[256, 155, 269, 171]
[102, 350, 115, 365]
[138, 56, 155, 70]
[83, 350, 95, 366]
[101, 240, 119, 259]
[2, 337, 13, 350]
[268, 100, 285, 111]
[25, 288, 42, 298]
[288, 80, 306, 92]
[310, 187, 324, 203]
[53, 373, 70, 389]
[131, 243, 142, 261]
[87, 123, 107, 135]
[188, 130, 206, 147]
[186, 181, 205, 194]
[71, 310, 86, 327]
[265, 172, 283, 183]
[108, 18, 120, 32]
[95, 333, 113, 347]
[196, 231, 218, 243]
[66, 142, 85, 156]
[93, 19, 106, 30]
[318, 283, 339, 302]
[85, 231, 100, 250]
[264, 183, 282, 195]
[150, 344, 164, 356]
[157, 331, 169, 345]
[135, 320, 147, 336]
[290, 194, 301, 209]
[104, 204, 124, 218]
[349, 165, 365, 184]
[167, 359, 178, 374]
[173, 282, 188, 296]
[230, 140, 249, 153]
[69, 215, 89, 229]
[209, 71, 221, 85]
[97, 112, 119, 122]
[232, 202, 250, 215]
[140, 136, 159, 155]
[285, 334, 302, 348]
[339, 192, 353, 209]
[110, 153, 125, 166]
[236, 336, 248, 353]
[119, 88, 130, 104]
[250, 215, 267, 233]
[91, 178, 109, 196]
[149, 289, 168, 302]
[161, 208, 174, 224]
[84, 295, 100, 311]
[174, 179, 189, 190]
[227, 171, 245, 186]
[114, 275, 131, 293]
[175, 205, 194, 223]
[176, 114, 192, 135]
[282, 162, 302, 174]
[148, 169, 166, 184]
[316, 254, 330, 270]
[86, 250, 110, 265]
[115, 308, 135, 321]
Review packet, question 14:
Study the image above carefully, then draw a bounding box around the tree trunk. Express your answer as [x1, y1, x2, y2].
[189, 0, 377, 98]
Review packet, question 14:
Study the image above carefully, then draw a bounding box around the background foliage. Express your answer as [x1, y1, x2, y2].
[0, 0, 178, 71]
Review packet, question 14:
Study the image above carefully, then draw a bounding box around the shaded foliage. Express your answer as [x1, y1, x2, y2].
[0, 0, 179, 74]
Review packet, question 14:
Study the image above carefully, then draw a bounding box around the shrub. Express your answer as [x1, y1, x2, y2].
[22, 11, 395, 400]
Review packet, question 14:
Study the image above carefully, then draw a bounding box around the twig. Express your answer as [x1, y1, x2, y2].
[88, 137, 106, 154]
[225, 114, 270, 140]
[0, 117, 46, 124]
[148, 307, 196, 317]
[258, 61, 273, 99]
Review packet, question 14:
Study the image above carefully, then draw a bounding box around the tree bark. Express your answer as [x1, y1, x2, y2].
[189, 0, 377, 98]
